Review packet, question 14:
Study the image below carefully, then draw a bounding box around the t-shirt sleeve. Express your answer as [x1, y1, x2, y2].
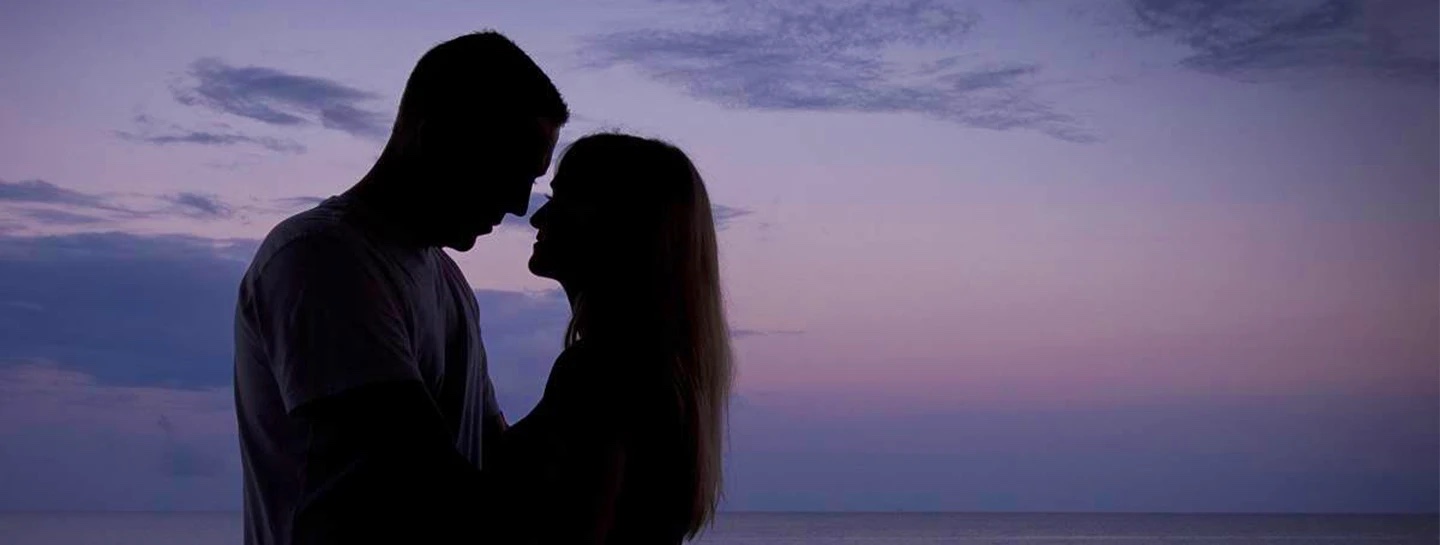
[480, 367, 507, 467]
[252, 234, 421, 413]
[483, 367, 504, 423]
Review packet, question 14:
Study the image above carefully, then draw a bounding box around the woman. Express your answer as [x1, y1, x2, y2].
[494, 133, 733, 544]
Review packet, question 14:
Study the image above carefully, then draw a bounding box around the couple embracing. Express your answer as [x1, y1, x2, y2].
[234, 31, 731, 545]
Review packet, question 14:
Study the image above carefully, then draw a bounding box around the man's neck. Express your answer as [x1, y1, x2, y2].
[345, 162, 430, 248]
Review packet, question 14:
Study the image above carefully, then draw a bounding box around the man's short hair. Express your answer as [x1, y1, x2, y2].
[394, 31, 569, 131]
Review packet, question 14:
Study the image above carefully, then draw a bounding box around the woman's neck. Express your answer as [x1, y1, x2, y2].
[567, 289, 673, 348]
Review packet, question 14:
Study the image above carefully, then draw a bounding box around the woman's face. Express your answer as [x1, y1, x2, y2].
[527, 166, 604, 286]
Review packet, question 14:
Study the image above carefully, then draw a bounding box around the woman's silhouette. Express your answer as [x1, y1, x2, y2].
[495, 133, 733, 544]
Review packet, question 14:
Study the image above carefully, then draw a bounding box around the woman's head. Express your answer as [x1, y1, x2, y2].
[527, 133, 732, 536]
[530, 134, 699, 292]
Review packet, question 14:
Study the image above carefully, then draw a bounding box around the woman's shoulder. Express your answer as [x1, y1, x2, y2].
[548, 339, 676, 424]
[554, 338, 663, 378]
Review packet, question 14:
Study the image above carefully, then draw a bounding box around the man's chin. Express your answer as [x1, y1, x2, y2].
[442, 226, 495, 252]
[444, 235, 479, 252]
[441, 239, 473, 252]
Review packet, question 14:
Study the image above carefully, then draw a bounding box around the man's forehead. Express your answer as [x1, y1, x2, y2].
[512, 115, 559, 139]
[506, 116, 560, 175]
[537, 121, 560, 175]
[486, 115, 558, 141]
[536, 117, 561, 138]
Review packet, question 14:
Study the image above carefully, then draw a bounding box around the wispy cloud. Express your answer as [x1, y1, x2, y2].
[172, 58, 390, 139]
[116, 115, 306, 154]
[1129, 0, 1439, 85]
[165, 192, 233, 220]
[17, 208, 107, 226]
[0, 179, 135, 225]
[0, 179, 110, 209]
[0, 178, 258, 229]
[584, 0, 1093, 142]
[711, 203, 751, 230]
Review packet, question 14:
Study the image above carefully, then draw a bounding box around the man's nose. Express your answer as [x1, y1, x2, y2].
[529, 202, 549, 229]
[509, 190, 531, 217]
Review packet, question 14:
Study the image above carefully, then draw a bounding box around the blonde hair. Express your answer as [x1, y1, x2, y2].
[558, 133, 732, 537]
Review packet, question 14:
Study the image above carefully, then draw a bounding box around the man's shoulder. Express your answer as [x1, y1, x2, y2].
[246, 199, 366, 279]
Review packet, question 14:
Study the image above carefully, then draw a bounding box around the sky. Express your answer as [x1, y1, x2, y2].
[0, 0, 1436, 513]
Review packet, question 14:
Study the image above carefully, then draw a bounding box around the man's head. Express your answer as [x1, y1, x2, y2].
[382, 31, 567, 251]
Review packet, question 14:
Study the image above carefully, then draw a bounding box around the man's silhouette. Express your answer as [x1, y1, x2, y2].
[233, 32, 566, 545]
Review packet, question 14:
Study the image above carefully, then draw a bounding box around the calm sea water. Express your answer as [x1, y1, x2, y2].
[0, 512, 1434, 544]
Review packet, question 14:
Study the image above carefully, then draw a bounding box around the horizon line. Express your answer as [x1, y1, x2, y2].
[2, 510, 1435, 516]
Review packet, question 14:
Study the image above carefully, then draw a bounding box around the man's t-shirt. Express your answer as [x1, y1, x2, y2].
[233, 195, 500, 545]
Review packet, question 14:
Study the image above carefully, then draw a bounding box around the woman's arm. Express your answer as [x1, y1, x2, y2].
[498, 341, 636, 544]
[491, 410, 628, 545]
[291, 380, 490, 544]
[536, 440, 626, 545]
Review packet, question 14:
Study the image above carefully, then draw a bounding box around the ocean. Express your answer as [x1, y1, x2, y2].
[0, 512, 1434, 544]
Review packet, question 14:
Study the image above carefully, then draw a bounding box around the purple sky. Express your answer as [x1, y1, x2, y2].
[0, 0, 1436, 512]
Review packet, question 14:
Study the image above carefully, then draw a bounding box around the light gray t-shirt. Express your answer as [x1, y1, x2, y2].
[233, 196, 499, 545]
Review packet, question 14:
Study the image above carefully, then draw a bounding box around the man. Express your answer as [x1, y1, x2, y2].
[233, 32, 567, 544]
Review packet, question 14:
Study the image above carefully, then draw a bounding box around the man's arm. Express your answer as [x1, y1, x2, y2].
[536, 440, 626, 545]
[290, 380, 490, 545]
[481, 371, 508, 467]
[252, 236, 490, 544]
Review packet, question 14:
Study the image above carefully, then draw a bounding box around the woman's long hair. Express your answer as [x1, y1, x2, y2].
[558, 133, 732, 537]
